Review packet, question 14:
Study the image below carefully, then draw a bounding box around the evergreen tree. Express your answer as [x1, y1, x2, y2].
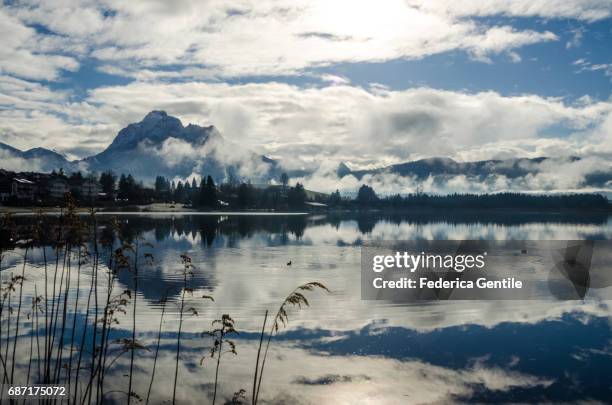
[155, 176, 167, 194]
[175, 181, 185, 202]
[280, 172, 289, 191]
[127, 174, 136, 188]
[183, 180, 192, 203]
[117, 174, 139, 201]
[287, 182, 307, 208]
[118, 174, 129, 199]
[70, 171, 83, 182]
[199, 175, 218, 208]
[329, 189, 342, 206]
[198, 178, 206, 206]
[237, 182, 252, 208]
[154, 175, 171, 202]
[100, 170, 116, 194]
[357, 184, 378, 205]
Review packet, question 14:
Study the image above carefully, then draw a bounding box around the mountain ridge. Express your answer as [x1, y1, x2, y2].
[1, 111, 607, 187]
[0, 111, 278, 182]
[0, 141, 77, 172]
[340, 156, 581, 180]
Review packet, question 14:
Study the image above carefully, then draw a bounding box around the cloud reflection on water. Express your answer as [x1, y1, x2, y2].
[1, 213, 610, 403]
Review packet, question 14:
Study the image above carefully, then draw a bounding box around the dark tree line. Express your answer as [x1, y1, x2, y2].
[150, 175, 219, 207]
[146, 174, 307, 210]
[332, 184, 609, 210]
[81, 171, 612, 211]
[8, 166, 608, 211]
[221, 181, 306, 209]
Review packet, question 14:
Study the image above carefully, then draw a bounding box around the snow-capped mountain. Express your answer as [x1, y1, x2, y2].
[83, 110, 278, 182]
[90, 111, 216, 158]
[0, 111, 279, 182]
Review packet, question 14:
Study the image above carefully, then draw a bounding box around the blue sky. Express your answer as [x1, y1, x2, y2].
[320, 19, 612, 100]
[51, 16, 612, 100]
[1, 0, 611, 188]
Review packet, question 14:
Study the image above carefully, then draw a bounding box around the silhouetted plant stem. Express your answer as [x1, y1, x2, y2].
[0, 351, 9, 384]
[25, 298, 34, 385]
[53, 244, 72, 385]
[46, 244, 66, 383]
[10, 247, 28, 385]
[146, 297, 167, 405]
[90, 229, 108, 405]
[252, 310, 268, 404]
[96, 235, 122, 403]
[42, 245, 49, 381]
[206, 314, 238, 405]
[172, 253, 200, 405]
[127, 239, 139, 405]
[4, 288, 11, 384]
[45, 211, 64, 384]
[172, 282, 186, 405]
[34, 286, 42, 383]
[213, 342, 222, 405]
[82, 234, 121, 404]
[74, 243, 98, 404]
[98, 255, 120, 402]
[67, 247, 83, 398]
[254, 282, 329, 404]
[0, 242, 5, 400]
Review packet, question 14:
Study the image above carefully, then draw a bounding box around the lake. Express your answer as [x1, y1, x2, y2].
[1, 211, 611, 404]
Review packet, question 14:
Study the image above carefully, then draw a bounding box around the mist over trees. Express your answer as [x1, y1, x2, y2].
[1, 167, 609, 211]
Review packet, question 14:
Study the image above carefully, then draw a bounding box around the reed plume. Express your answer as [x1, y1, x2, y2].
[253, 282, 330, 404]
[203, 314, 238, 405]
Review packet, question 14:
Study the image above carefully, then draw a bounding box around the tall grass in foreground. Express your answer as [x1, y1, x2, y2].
[205, 314, 238, 405]
[0, 198, 330, 404]
[172, 253, 214, 405]
[252, 282, 330, 405]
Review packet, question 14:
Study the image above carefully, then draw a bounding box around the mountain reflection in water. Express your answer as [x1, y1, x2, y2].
[1, 212, 610, 404]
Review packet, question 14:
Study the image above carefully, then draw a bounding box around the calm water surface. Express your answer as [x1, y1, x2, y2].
[1, 212, 611, 404]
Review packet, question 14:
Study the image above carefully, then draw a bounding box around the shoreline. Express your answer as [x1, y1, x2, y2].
[1, 203, 610, 216]
[6, 210, 311, 216]
[0, 203, 309, 216]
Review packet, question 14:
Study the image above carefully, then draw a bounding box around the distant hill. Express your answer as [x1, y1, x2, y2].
[338, 156, 612, 187]
[342, 156, 552, 179]
[0, 142, 77, 172]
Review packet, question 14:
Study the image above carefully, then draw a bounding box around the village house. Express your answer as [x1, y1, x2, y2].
[48, 177, 70, 199]
[81, 178, 102, 200]
[11, 178, 36, 200]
